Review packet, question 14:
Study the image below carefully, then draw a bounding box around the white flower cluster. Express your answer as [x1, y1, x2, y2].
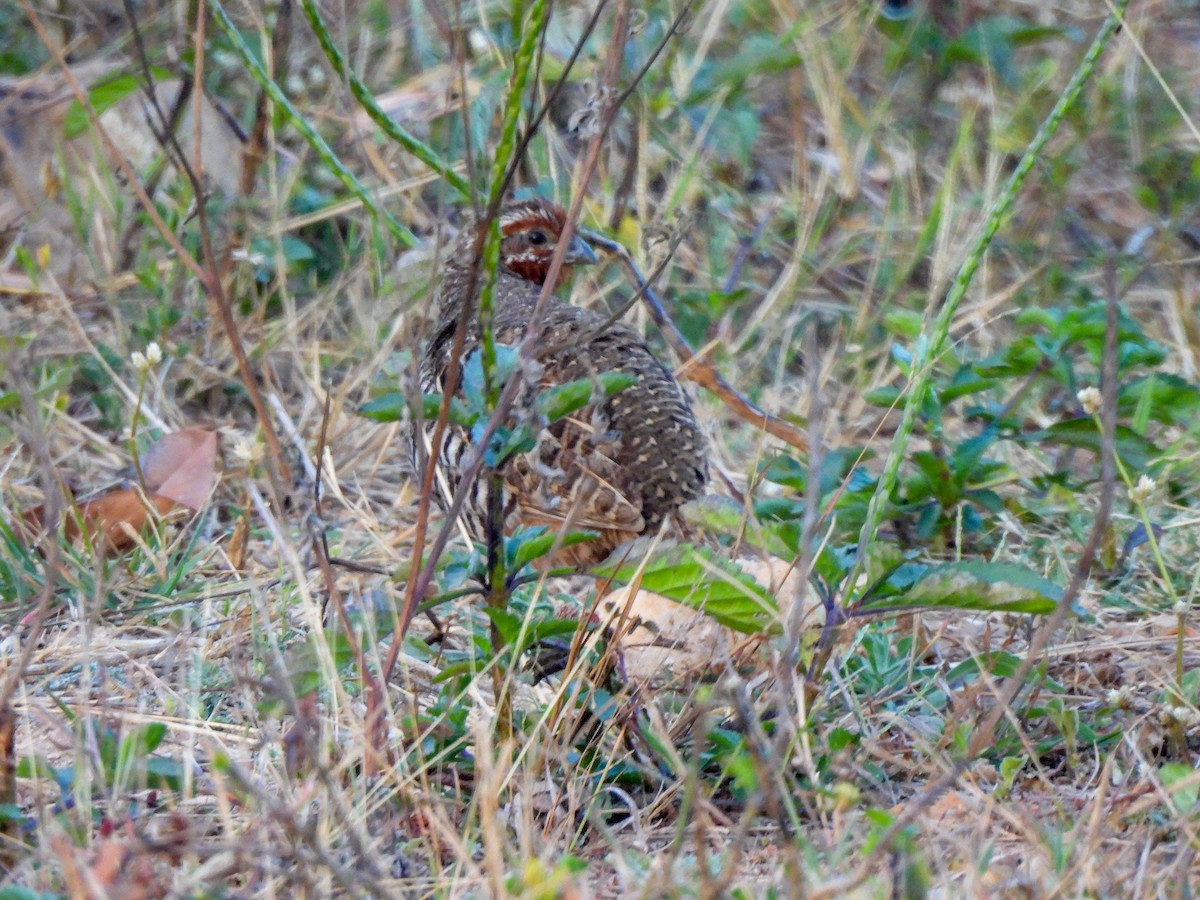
[130, 341, 163, 373]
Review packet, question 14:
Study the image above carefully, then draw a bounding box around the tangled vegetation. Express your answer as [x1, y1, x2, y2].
[1, 0, 1199, 895]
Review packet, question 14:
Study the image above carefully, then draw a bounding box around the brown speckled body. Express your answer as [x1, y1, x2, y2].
[419, 198, 707, 567]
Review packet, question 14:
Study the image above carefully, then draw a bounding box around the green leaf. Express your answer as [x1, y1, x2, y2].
[684, 496, 796, 559]
[1020, 418, 1160, 470]
[359, 391, 472, 428]
[1159, 762, 1199, 814]
[883, 308, 924, 339]
[1120, 374, 1200, 427]
[0, 887, 58, 900]
[537, 371, 637, 423]
[461, 345, 520, 412]
[141, 721, 167, 754]
[593, 544, 778, 634]
[433, 659, 480, 683]
[864, 386, 902, 408]
[861, 561, 1061, 615]
[63, 70, 170, 138]
[145, 756, 184, 790]
[359, 392, 407, 422]
[940, 368, 999, 403]
[506, 526, 597, 573]
[483, 607, 522, 646]
[0, 804, 25, 823]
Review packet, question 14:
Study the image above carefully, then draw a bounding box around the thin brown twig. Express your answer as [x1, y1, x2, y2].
[240, 0, 292, 197]
[539, 232, 680, 360]
[582, 229, 810, 452]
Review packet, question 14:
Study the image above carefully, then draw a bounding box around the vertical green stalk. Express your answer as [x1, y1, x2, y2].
[844, 0, 1131, 599]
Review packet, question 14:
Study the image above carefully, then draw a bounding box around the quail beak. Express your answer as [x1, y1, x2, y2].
[564, 234, 598, 266]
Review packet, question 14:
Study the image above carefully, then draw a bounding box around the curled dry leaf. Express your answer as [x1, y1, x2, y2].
[138, 428, 220, 509]
[16, 428, 219, 553]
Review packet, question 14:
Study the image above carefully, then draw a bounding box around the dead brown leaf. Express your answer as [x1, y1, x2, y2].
[138, 427, 220, 510]
[14, 429, 219, 553]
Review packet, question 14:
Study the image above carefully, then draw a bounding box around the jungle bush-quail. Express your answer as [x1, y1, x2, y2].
[418, 198, 707, 567]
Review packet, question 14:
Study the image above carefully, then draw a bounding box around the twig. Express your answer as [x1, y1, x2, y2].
[240, 0, 293, 197]
[583, 229, 810, 452]
[538, 233, 680, 359]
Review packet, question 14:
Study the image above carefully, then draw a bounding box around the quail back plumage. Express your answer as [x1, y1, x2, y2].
[417, 198, 707, 567]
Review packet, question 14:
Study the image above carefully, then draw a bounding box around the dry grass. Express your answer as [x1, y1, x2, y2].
[2, 0, 1200, 896]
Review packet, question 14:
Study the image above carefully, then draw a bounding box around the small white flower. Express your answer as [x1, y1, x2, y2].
[131, 342, 163, 374]
[1181, 707, 1200, 728]
[1077, 386, 1102, 415]
[1174, 600, 1190, 617]
[231, 433, 263, 465]
[1130, 475, 1157, 505]
[1107, 686, 1134, 710]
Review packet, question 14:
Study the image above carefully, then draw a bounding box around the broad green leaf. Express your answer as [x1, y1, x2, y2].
[593, 543, 779, 634]
[140, 721, 167, 754]
[940, 368, 999, 403]
[483, 607, 522, 646]
[0, 887, 56, 900]
[462, 345, 520, 411]
[864, 386, 902, 408]
[684, 495, 796, 559]
[358, 391, 407, 423]
[882, 309, 924, 339]
[145, 756, 184, 790]
[861, 560, 1061, 615]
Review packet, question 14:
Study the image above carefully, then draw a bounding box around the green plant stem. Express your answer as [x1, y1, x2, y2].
[1104, 435, 1184, 688]
[129, 372, 148, 489]
[209, 0, 417, 247]
[845, 0, 1132, 601]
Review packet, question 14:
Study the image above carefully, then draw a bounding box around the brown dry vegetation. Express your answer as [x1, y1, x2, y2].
[2, 0, 1200, 896]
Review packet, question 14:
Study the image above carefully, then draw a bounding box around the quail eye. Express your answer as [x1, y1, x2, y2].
[527, 230, 548, 246]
